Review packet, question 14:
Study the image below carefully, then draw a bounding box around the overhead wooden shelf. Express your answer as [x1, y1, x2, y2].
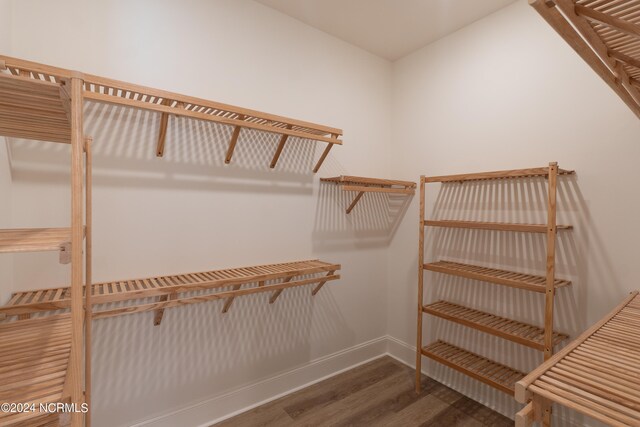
[424, 166, 575, 183]
[0, 71, 71, 144]
[0, 314, 72, 427]
[0, 228, 81, 264]
[515, 291, 640, 427]
[422, 340, 526, 395]
[320, 175, 416, 213]
[424, 260, 572, 293]
[530, 0, 640, 119]
[0, 55, 342, 172]
[423, 301, 568, 351]
[0, 260, 341, 322]
[424, 220, 573, 233]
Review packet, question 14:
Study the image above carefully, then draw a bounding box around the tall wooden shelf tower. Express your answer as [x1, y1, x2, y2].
[416, 163, 575, 396]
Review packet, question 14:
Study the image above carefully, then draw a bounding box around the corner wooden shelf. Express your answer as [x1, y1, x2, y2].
[1, 260, 341, 322]
[423, 301, 568, 351]
[515, 291, 640, 427]
[416, 163, 574, 397]
[424, 220, 572, 233]
[0, 314, 72, 427]
[530, 0, 640, 120]
[424, 260, 572, 293]
[1, 55, 343, 172]
[320, 175, 416, 214]
[0, 71, 71, 144]
[422, 340, 526, 395]
[425, 166, 574, 183]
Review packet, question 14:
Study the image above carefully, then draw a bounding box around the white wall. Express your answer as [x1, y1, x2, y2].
[388, 1, 640, 425]
[0, 0, 13, 305]
[7, 1, 394, 426]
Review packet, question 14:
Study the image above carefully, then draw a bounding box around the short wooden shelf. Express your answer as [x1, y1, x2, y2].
[1, 260, 341, 322]
[424, 260, 572, 293]
[421, 340, 526, 395]
[0, 228, 82, 264]
[0, 314, 72, 426]
[424, 220, 572, 233]
[515, 291, 640, 427]
[320, 175, 416, 214]
[0, 71, 71, 144]
[424, 167, 574, 183]
[423, 301, 568, 351]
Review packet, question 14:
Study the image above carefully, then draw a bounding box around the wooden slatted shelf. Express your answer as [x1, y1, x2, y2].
[422, 340, 526, 395]
[0, 55, 342, 172]
[424, 220, 572, 233]
[530, 0, 640, 120]
[320, 175, 416, 213]
[423, 301, 568, 351]
[0, 314, 72, 427]
[425, 167, 575, 183]
[424, 260, 572, 293]
[515, 291, 640, 427]
[0, 260, 341, 321]
[0, 71, 71, 144]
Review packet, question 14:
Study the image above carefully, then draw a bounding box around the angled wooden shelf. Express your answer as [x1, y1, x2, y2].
[423, 301, 568, 351]
[422, 340, 526, 395]
[515, 291, 640, 427]
[424, 260, 572, 293]
[530, 0, 640, 120]
[425, 166, 574, 183]
[320, 175, 416, 213]
[0, 314, 72, 427]
[0, 70, 71, 144]
[1, 55, 343, 172]
[424, 219, 572, 233]
[0, 260, 341, 322]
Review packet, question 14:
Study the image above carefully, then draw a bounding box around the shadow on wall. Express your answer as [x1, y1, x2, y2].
[10, 101, 327, 193]
[419, 174, 611, 423]
[312, 177, 413, 252]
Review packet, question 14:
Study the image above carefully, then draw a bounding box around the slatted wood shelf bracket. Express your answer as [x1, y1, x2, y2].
[320, 175, 416, 214]
[515, 291, 640, 427]
[0, 260, 341, 323]
[530, 0, 640, 120]
[0, 227, 85, 264]
[424, 260, 572, 293]
[422, 340, 526, 395]
[0, 54, 343, 172]
[423, 301, 568, 351]
[0, 314, 72, 426]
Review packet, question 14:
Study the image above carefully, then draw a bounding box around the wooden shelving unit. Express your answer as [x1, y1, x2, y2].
[320, 175, 415, 214]
[1, 54, 343, 172]
[422, 341, 526, 395]
[0, 314, 72, 427]
[530, 0, 640, 120]
[416, 163, 574, 397]
[0, 260, 341, 322]
[515, 291, 640, 427]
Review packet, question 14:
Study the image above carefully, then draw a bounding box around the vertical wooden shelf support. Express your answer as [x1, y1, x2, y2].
[416, 176, 426, 393]
[84, 137, 93, 427]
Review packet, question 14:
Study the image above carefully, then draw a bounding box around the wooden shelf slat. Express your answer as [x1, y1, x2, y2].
[0, 260, 341, 319]
[0, 228, 72, 254]
[423, 301, 568, 350]
[516, 291, 640, 426]
[424, 167, 574, 183]
[424, 220, 572, 233]
[0, 315, 72, 426]
[421, 340, 526, 395]
[424, 260, 571, 293]
[320, 175, 416, 214]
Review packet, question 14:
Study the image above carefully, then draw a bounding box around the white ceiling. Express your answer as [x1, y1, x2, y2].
[255, 0, 518, 61]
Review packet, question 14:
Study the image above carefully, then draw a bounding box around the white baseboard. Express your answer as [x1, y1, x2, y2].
[129, 336, 389, 427]
[128, 334, 592, 427]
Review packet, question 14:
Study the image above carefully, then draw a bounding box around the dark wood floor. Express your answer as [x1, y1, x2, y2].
[216, 356, 514, 426]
